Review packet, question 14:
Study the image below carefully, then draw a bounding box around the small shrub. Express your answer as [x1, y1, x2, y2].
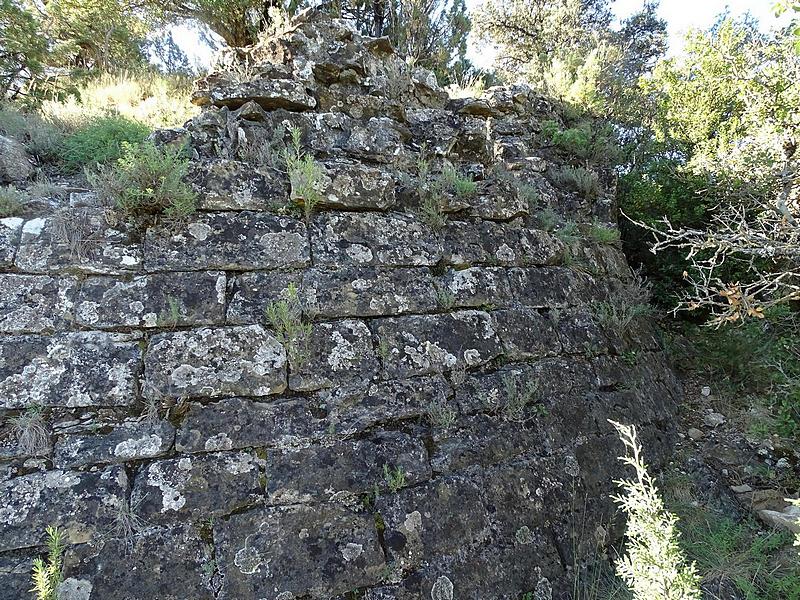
[9, 404, 49, 456]
[61, 115, 150, 171]
[285, 126, 323, 221]
[556, 220, 581, 245]
[536, 206, 559, 232]
[589, 219, 620, 245]
[0, 106, 65, 160]
[0, 185, 26, 217]
[502, 376, 541, 422]
[426, 398, 457, 429]
[31, 526, 65, 600]
[435, 286, 455, 310]
[420, 190, 447, 229]
[440, 163, 477, 197]
[541, 119, 619, 164]
[594, 271, 653, 333]
[265, 283, 312, 370]
[554, 166, 601, 200]
[383, 464, 406, 493]
[88, 141, 196, 221]
[609, 420, 701, 600]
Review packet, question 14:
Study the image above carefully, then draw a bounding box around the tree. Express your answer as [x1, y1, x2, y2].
[0, 0, 48, 98]
[631, 17, 800, 325]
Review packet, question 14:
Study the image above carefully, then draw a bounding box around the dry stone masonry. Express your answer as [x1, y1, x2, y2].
[0, 10, 680, 599]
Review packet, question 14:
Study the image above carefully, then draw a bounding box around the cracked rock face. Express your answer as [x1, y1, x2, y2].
[0, 11, 680, 600]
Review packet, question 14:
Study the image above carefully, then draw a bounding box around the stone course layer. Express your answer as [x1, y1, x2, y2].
[0, 10, 679, 599]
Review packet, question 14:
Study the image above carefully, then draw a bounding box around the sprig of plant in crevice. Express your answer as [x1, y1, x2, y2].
[265, 282, 312, 371]
[31, 526, 65, 600]
[284, 125, 324, 222]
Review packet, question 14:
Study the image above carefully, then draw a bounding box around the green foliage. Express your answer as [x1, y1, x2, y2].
[31, 526, 65, 600]
[88, 140, 196, 220]
[426, 397, 457, 429]
[265, 283, 312, 370]
[61, 115, 149, 170]
[440, 163, 477, 197]
[594, 272, 653, 334]
[536, 206, 559, 232]
[609, 421, 702, 600]
[0, 0, 49, 99]
[668, 483, 800, 599]
[285, 125, 323, 222]
[553, 166, 601, 200]
[382, 464, 405, 493]
[669, 307, 800, 436]
[8, 403, 49, 456]
[0, 185, 26, 217]
[555, 220, 580, 245]
[0, 105, 65, 160]
[541, 118, 619, 164]
[501, 375, 540, 423]
[588, 219, 620, 245]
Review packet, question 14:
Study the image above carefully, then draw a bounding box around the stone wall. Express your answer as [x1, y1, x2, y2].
[0, 11, 680, 599]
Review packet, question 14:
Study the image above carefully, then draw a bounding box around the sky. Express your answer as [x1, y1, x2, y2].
[172, 1, 792, 72]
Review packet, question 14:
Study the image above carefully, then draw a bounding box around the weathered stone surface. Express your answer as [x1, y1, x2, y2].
[193, 77, 317, 111]
[493, 307, 562, 359]
[318, 159, 395, 209]
[188, 158, 288, 210]
[311, 212, 442, 267]
[53, 419, 175, 468]
[0, 466, 128, 550]
[289, 319, 378, 391]
[303, 266, 439, 318]
[176, 397, 322, 453]
[144, 212, 309, 272]
[0, 135, 32, 182]
[226, 271, 302, 325]
[0, 217, 22, 268]
[0, 552, 33, 600]
[309, 114, 405, 163]
[320, 375, 452, 434]
[377, 477, 491, 571]
[371, 310, 502, 379]
[131, 451, 263, 523]
[215, 504, 386, 599]
[0, 274, 77, 334]
[62, 524, 216, 600]
[507, 266, 594, 307]
[442, 219, 562, 267]
[15, 209, 142, 274]
[75, 271, 226, 329]
[144, 325, 286, 399]
[0, 332, 140, 409]
[266, 432, 430, 504]
[437, 267, 512, 309]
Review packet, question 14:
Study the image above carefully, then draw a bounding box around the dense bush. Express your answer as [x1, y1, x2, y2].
[60, 115, 150, 171]
[88, 141, 196, 220]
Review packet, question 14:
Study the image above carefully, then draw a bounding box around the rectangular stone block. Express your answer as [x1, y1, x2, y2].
[288, 319, 378, 392]
[376, 477, 490, 571]
[303, 266, 438, 318]
[0, 466, 128, 550]
[493, 307, 562, 359]
[311, 212, 442, 267]
[0, 332, 141, 409]
[188, 158, 288, 210]
[144, 212, 309, 272]
[0, 274, 78, 334]
[215, 504, 386, 599]
[53, 419, 175, 469]
[226, 271, 302, 325]
[317, 375, 452, 435]
[175, 397, 323, 453]
[14, 208, 142, 274]
[438, 267, 512, 309]
[506, 266, 592, 307]
[62, 524, 216, 600]
[442, 219, 562, 267]
[144, 325, 287, 399]
[266, 432, 431, 504]
[317, 159, 395, 210]
[0, 217, 22, 268]
[75, 271, 226, 329]
[131, 451, 264, 523]
[371, 311, 502, 379]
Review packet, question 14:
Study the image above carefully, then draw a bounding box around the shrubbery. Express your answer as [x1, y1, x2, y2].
[88, 141, 196, 220]
[61, 115, 150, 171]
